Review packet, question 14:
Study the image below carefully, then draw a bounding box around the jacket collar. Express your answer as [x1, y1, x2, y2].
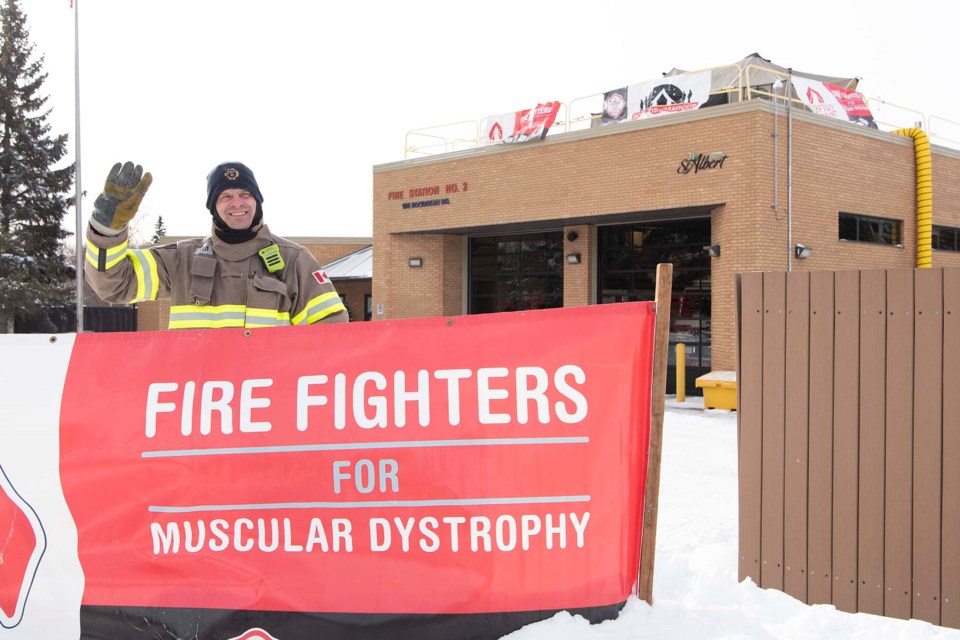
[210, 223, 274, 261]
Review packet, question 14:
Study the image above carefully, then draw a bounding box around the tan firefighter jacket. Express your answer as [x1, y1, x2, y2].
[85, 223, 348, 329]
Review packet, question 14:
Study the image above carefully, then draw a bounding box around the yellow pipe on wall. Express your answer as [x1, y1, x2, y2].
[676, 343, 686, 403]
[893, 128, 933, 268]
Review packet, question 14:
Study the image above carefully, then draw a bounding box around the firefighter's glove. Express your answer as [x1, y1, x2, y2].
[89, 161, 153, 236]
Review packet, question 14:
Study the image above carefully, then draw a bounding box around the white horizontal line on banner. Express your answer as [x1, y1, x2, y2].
[141, 436, 589, 459]
[149, 495, 592, 513]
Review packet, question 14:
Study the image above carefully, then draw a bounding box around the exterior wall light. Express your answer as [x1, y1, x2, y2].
[566, 252, 582, 264]
[408, 257, 423, 267]
[795, 244, 812, 259]
[704, 244, 721, 258]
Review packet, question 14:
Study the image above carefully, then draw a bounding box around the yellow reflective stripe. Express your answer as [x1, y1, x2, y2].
[169, 304, 245, 328]
[304, 300, 347, 325]
[292, 291, 346, 325]
[127, 249, 160, 302]
[105, 243, 130, 269]
[85, 240, 128, 269]
[245, 308, 292, 327]
[169, 305, 292, 329]
[169, 318, 246, 329]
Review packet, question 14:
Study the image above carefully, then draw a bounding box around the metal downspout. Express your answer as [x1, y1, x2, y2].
[893, 128, 933, 268]
[787, 68, 793, 272]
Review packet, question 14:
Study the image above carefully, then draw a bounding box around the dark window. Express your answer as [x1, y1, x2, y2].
[933, 225, 960, 252]
[838, 212, 902, 246]
[597, 220, 711, 373]
[468, 232, 563, 314]
[339, 294, 352, 321]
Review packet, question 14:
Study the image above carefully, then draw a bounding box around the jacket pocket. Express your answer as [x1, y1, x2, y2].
[248, 274, 290, 313]
[190, 257, 217, 305]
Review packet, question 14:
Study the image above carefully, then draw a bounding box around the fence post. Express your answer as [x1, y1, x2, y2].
[638, 263, 673, 604]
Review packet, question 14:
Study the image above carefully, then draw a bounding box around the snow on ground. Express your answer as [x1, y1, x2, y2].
[504, 399, 960, 640]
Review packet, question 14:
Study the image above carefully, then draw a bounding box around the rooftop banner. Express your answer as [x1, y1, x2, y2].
[790, 76, 878, 128]
[481, 101, 561, 144]
[1, 303, 656, 639]
[602, 70, 712, 125]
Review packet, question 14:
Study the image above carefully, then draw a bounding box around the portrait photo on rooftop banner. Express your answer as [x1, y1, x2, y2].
[56, 303, 656, 639]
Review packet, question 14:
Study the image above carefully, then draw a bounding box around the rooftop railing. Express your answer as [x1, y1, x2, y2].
[403, 62, 956, 158]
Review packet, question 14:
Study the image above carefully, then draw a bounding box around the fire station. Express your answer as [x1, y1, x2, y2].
[370, 54, 960, 390]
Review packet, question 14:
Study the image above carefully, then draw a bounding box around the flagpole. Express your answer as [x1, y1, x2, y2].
[73, 0, 83, 332]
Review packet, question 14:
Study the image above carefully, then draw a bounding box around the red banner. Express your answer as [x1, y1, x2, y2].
[791, 76, 878, 128]
[483, 101, 561, 144]
[58, 304, 654, 627]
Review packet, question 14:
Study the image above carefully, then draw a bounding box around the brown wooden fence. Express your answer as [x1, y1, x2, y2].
[736, 268, 960, 629]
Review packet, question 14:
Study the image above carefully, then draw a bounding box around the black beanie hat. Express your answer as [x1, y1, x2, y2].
[205, 161, 264, 213]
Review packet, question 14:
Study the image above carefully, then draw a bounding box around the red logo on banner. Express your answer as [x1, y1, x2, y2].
[312, 270, 329, 284]
[805, 86, 825, 104]
[0, 466, 46, 629]
[230, 628, 278, 640]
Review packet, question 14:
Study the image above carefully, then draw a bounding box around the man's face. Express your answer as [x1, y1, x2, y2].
[215, 188, 257, 230]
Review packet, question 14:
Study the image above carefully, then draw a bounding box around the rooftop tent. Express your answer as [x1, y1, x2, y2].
[664, 52, 859, 96]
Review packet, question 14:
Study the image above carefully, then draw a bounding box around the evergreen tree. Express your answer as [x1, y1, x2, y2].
[0, 0, 75, 333]
[151, 215, 167, 244]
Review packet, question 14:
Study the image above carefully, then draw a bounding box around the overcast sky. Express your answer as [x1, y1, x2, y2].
[20, 0, 960, 241]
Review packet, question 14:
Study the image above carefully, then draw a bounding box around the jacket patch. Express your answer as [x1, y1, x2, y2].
[312, 270, 330, 284]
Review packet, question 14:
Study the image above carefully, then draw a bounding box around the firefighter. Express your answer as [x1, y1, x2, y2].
[85, 161, 348, 329]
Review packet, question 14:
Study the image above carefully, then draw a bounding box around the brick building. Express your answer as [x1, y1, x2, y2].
[371, 76, 960, 387]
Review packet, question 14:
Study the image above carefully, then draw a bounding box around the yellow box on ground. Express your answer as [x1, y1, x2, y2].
[695, 371, 737, 410]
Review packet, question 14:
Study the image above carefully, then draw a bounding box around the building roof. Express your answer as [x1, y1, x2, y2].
[322, 244, 372, 279]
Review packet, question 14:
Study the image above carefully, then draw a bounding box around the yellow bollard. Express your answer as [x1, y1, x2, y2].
[676, 343, 686, 403]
